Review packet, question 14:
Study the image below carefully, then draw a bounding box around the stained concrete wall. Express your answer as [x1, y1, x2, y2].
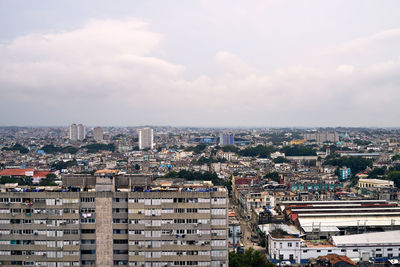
[96, 193, 113, 267]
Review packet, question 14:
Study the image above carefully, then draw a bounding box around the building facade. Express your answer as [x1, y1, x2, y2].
[138, 128, 154, 150]
[69, 124, 85, 141]
[0, 178, 228, 267]
[69, 124, 78, 141]
[93, 127, 103, 142]
[219, 134, 234, 146]
[77, 124, 86, 141]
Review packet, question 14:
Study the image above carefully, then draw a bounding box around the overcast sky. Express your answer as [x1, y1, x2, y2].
[1, 0, 399, 127]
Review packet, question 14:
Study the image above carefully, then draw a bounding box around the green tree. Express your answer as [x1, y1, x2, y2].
[0, 176, 33, 186]
[238, 145, 275, 158]
[273, 157, 290, 164]
[392, 155, 400, 161]
[39, 173, 57, 186]
[324, 157, 373, 176]
[368, 167, 386, 178]
[229, 248, 273, 267]
[281, 145, 316, 156]
[134, 164, 140, 170]
[222, 145, 239, 153]
[184, 144, 207, 154]
[264, 172, 280, 183]
[387, 171, 400, 188]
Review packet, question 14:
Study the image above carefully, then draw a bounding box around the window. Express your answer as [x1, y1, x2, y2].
[353, 249, 358, 252]
[113, 229, 128, 234]
[113, 239, 128, 244]
[81, 229, 96, 234]
[113, 250, 128, 254]
[303, 250, 308, 253]
[187, 208, 198, 213]
[80, 197, 95, 202]
[317, 250, 321, 253]
[388, 253, 393, 258]
[376, 254, 382, 258]
[288, 243, 292, 247]
[81, 250, 96, 254]
[376, 249, 381, 251]
[175, 208, 185, 213]
[289, 254, 294, 261]
[388, 248, 393, 251]
[81, 260, 96, 265]
[81, 240, 95, 244]
[328, 250, 332, 253]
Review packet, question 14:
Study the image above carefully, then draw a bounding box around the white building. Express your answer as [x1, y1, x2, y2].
[93, 126, 103, 142]
[77, 124, 85, 140]
[69, 123, 78, 141]
[138, 127, 154, 150]
[267, 230, 400, 264]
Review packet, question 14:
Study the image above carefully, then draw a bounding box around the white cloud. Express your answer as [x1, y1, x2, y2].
[337, 65, 354, 73]
[0, 19, 399, 127]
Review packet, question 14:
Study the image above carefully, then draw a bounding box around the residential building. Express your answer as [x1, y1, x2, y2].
[69, 123, 78, 141]
[138, 128, 154, 150]
[93, 127, 103, 142]
[0, 173, 228, 267]
[267, 230, 400, 265]
[219, 134, 234, 146]
[77, 124, 86, 141]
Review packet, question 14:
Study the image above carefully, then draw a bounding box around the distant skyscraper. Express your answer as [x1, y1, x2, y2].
[69, 123, 78, 141]
[77, 124, 86, 141]
[138, 127, 154, 150]
[93, 126, 103, 142]
[220, 133, 235, 146]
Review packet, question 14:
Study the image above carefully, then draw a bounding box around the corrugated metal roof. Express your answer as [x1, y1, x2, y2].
[332, 231, 400, 246]
[298, 212, 400, 217]
[302, 225, 340, 233]
[292, 207, 400, 213]
[299, 216, 400, 228]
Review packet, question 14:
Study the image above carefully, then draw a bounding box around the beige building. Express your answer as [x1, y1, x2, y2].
[358, 178, 394, 189]
[93, 127, 103, 142]
[0, 174, 228, 267]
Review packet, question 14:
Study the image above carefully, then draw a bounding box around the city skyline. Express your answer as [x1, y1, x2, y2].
[1, 1, 400, 127]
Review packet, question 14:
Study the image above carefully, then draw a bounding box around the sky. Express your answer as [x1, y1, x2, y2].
[0, 0, 400, 127]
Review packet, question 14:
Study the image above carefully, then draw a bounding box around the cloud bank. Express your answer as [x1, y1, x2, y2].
[0, 19, 399, 127]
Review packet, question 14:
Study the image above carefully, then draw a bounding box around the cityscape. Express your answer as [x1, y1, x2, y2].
[1, 1, 400, 267]
[0, 126, 400, 266]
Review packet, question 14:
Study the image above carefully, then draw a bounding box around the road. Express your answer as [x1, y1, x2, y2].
[230, 198, 265, 251]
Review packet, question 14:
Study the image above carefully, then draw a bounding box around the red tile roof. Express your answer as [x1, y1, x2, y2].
[235, 177, 259, 186]
[0, 169, 34, 176]
[0, 169, 52, 178]
[32, 171, 52, 178]
[318, 254, 356, 266]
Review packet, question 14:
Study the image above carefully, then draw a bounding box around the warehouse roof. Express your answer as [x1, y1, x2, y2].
[332, 231, 400, 246]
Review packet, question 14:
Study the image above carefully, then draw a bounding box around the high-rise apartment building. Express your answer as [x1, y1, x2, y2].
[138, 128, 154, 150]
[77, 124, 86, 141]
[93, 127, 103, 142]
[219, 133, 234, 146]
[303, 132, 339, 143]
[69, 124, 85, 141]
[0, 174, 229, 267]
[69, 123, 78, 141]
